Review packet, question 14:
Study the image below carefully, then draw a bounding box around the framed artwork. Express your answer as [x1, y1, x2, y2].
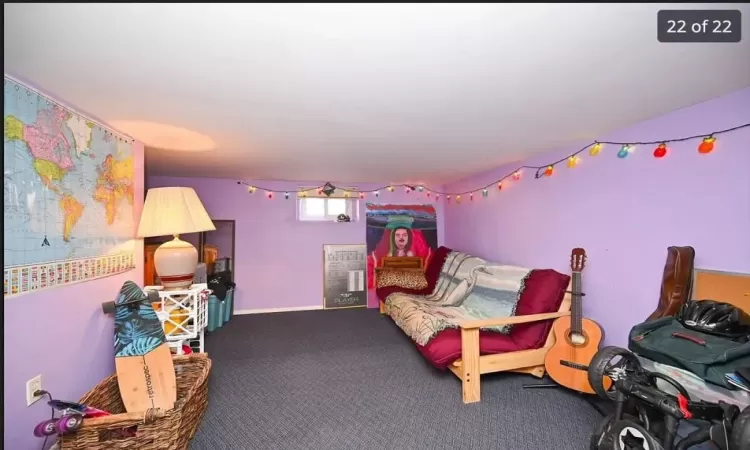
[322, 244, 367, 309]
[365, 204, 438, 289]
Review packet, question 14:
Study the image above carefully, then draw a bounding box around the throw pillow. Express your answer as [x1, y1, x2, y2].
[376, 269, 428, 290]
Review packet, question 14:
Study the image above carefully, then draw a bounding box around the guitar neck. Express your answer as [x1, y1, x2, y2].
[571, 271, 583, 334]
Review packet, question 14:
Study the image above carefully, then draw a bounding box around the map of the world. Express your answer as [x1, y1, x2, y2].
[4, 77, 135, 297]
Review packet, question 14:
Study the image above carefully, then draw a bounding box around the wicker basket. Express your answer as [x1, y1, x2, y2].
[59, 353, 211, 450]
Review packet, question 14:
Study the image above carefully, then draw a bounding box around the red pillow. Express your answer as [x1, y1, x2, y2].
[510, 269, 571, 348]
[424, 246, 452, 290]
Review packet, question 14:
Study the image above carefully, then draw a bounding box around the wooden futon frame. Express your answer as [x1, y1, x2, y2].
[380, 282, 572, 404]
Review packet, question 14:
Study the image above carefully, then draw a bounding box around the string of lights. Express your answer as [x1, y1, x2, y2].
[237, 122, 750, 202]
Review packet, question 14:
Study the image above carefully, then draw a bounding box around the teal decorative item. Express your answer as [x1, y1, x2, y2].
[207, 295, 219, 332]
[223, 289, 233, 324]
[217, 300, 225, 329]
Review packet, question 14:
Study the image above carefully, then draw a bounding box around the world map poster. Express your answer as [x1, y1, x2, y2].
[3, 76, 136, 298]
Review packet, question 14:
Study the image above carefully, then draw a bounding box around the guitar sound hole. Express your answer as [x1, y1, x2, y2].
[566, 330, 588, 347]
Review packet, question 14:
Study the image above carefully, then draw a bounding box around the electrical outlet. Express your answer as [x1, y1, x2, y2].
[26, 374, 42, 406]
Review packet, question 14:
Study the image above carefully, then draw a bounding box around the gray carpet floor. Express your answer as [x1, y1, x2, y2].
[189, 308, 604, 450]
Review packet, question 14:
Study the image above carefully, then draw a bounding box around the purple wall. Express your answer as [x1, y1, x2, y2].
[205, 220, 235, 261]
[3, 97, 145, 449]
[444, 87, 750, 346]
[147, 177, 446, 311]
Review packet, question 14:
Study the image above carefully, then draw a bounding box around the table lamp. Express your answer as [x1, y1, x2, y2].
[137, 187, 216, 289]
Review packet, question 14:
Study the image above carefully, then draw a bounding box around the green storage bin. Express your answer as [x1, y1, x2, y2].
[223, 288, 234, 323]
[217, 300, 225, 329]
[207, 294, 220, 332]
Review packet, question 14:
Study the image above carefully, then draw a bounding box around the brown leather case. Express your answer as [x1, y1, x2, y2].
[647, 246, 696, 320]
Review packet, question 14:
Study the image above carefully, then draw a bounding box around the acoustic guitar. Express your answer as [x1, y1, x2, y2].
[544, 248, 611, 394]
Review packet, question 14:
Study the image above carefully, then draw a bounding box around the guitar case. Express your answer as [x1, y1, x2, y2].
[646, 246, 695, 320]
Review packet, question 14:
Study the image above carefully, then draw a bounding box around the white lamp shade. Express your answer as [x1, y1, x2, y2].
[137, 187, 216, 238]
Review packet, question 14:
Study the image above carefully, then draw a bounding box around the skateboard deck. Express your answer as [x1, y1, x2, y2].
[113, 281, 176, 412]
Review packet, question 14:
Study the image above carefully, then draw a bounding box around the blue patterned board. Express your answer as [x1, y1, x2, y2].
[114, 281, 167, 358]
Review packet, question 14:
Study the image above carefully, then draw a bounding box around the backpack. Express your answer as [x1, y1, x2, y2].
[207, 270, 235, 301]
[629, 317, 750, 389]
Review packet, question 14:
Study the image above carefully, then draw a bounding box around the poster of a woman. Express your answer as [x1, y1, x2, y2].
[365, 204, 439, 289]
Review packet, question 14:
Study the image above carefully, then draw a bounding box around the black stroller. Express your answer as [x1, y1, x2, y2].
[587, 346, 750, 450]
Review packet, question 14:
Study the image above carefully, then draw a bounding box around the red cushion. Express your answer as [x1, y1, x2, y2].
[417, 328, 519, 369]
[375, 246, 452, 301]
[412, 268, 571, 368]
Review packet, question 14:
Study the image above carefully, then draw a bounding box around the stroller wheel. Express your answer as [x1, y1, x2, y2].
[588, 346, 643, 401]
[732, 406, 750, 450]
[605, 420, 663, 450]
[590, 413, 616, 450]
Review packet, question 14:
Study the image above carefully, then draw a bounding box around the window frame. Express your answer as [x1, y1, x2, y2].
[297, 195, 360, 222]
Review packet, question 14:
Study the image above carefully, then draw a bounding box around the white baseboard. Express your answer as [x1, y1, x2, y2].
[233, 305, 324, 315]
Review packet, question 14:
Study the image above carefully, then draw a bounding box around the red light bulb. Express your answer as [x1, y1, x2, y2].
[654, 143, 667, 158]
[544, 166, 554, 177]
[698, 137, 715, 154]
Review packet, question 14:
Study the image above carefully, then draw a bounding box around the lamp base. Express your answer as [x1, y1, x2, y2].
[154, 235, 198, 289]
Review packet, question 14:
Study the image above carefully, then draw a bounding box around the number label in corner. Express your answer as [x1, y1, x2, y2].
[657, 10, 742, 43]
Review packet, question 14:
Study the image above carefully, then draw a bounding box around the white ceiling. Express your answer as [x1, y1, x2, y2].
[5, 3, 750, 184]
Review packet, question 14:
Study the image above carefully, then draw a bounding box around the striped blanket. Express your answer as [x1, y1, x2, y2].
[384, 251, 531, 346]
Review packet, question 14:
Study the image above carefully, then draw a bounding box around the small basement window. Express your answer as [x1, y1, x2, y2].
[297, 187, 359, 222]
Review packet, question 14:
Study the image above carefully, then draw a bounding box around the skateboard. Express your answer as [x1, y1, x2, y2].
[103, 281, 176, 412]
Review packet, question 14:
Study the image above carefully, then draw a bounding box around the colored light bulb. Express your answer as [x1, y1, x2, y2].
[617, 145, 631, 158]
[653, 143, 667, 158]
[482, 189, 488, 197]
[247, 186, 256, 194]
[544, 166, 554, 176]
[387, 186, 394, 192]
[456, 195, 461, 203]
[469, 193, 474, 201]
[266, 192, 273, 199]
[567, 156, 580, 168]
[589, 143, 602, 156]
[359, 192, 365, 199]
[426, 191, 431, 198]
[435, 195, 440, 201]
[698, 136, 715, 154]
[512, 171, 522, 181]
